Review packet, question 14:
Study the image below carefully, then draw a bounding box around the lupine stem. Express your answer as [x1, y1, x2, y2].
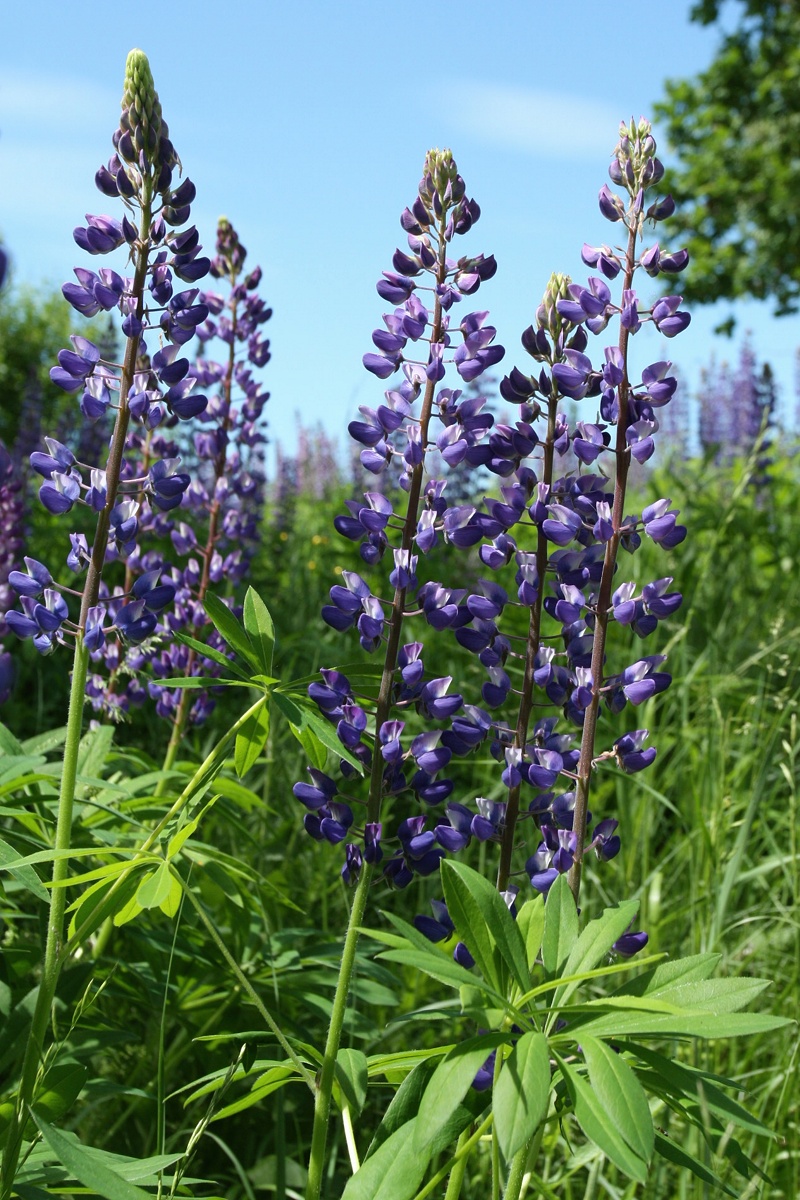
[497, 388, 558, 892]
[304, 217, 447, 1200]
[567, 219, 638, 904]
[0, 188, 152, 1200]
[304, 863, 373, 1200]
[161, 288, 239, 775]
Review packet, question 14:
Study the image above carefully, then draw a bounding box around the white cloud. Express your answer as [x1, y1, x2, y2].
[448, 82, 628, 159]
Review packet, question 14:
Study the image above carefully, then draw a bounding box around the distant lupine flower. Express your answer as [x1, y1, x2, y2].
[699, 339, 776, 476]
[6, 51, 211, 671]
[83, 218, 272, 729]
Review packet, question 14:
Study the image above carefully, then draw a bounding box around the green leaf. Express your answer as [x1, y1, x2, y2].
[542, 873, 578, 979]
[378, 948, 494, 997]
[66, 870, 146, 941]
[158, 675, 252, 690]
[623, 1042, 776, 1138]
[159, 871, 183, 918]
[273, 690, 364, 773]
[612, 952, 721, 999]
[290, 721, 328, 770]
[562, 1010, 792, 1040]
[32, 1061, 88, 1125]
[0, 722, 25, 755]
[558, 1057, 648, 1183]
[440, 863, 501, 991]
[204, 592, 261, 671]
[335, 1048, 369, 1117]
[635, 976, 772, 1015]
[32, 1116, 156, 1200]
[516, 894, 544, 978]
[342, 1121, 428, 1200]
[364, 1058, 438, 1159]
[234, 699, 270, 778]
[76, 725, 114, 793]
[413, 1033, 507, 1154]
[493, 1031, 551, 1163]
[441, 860, 529, 993]
[654, 1131, 738, 1197]
[581, 1037, 654, 1164]
[113, 890, 143, 928]
[135, 861, 173, 911]
[242, 588, 275, 675]
[174, 631, 250, 679]
[552, 899, 639, 1012]
[0, 836, 49, 902]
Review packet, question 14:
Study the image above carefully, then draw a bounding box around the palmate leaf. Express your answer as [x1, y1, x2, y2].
[560, 1008, 791, 1041]
[654, 1131, 738, 1197]
[515, 894, 545, 979]
[364, 1058, 440, 1160]
[493, 1031, 551, 1163]
[625, 1041, 776, 1139]
[272, 690, 364, 773]
[611, 951, 721, 998]
[0, 835, 49, 902]
[174, 631, 250, 679]
[369, 912, 503, 1002]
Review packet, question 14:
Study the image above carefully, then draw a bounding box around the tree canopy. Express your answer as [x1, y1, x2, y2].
[655, 0, 800, 317]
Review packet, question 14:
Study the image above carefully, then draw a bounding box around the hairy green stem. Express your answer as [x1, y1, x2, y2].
[443, 1128, 471, 1200]
[304, 864, 373, 1200]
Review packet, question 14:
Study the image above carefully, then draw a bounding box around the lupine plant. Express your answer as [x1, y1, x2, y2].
[282, 125, 790, 1200]
[0, 49, 215, 1193]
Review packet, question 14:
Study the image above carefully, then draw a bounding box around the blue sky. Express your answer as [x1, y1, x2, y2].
[2, 0, 797, 458]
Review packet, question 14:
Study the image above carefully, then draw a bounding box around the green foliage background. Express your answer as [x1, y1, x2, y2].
[1, 444, 798, 1198]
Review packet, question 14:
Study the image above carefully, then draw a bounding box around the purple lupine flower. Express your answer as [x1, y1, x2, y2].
[294, 148, 509, 885]
[83, 219, 271, 728]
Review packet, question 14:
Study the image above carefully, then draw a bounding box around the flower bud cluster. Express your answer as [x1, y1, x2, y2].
[296, 124, 689, 948]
